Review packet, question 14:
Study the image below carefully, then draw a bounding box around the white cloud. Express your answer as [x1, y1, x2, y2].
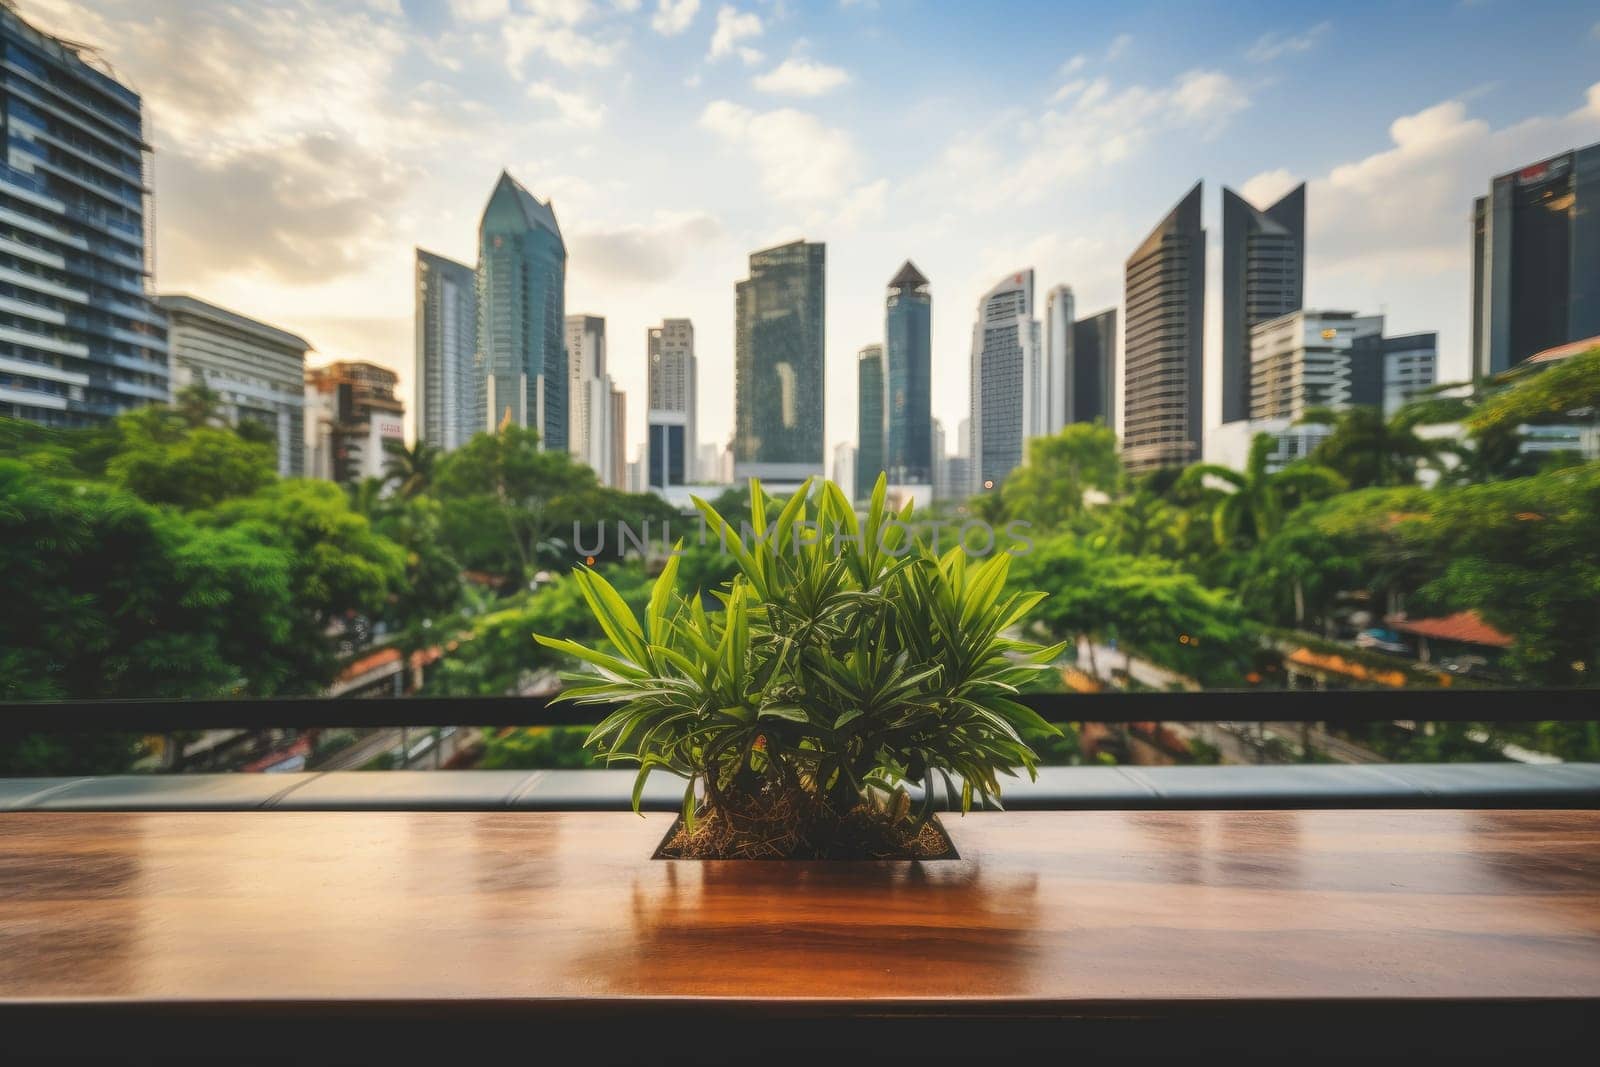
[1303, 82, 1600, 381]
[708, 4, 763, 64]
[1059, 54, 1086, 77]
[451, 0, 509, 21]
[1247, 21, 1331, 63]
[652, 0, 700, 36]
[503, 2, 619, 74]
[527, 82, 605, 128]
[699, 99, 859, 204]
[752, 57, 850, 97]
[1172, 70, 1249, 124]
[1239, 167, 1300, 208]
[569, 212, 724, 283]
[931, 68, 1249, 210]
[613, 0, 643, 12]
[1105, 33, 1132, 61]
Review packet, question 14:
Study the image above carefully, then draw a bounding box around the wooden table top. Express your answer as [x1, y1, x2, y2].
[2, 809, 1598, 1008]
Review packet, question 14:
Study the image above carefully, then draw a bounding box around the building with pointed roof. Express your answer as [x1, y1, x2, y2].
[885, 260, 932, 487]
[476, 170, 567, 451]
[1124, 182, 1205, 474]
[1222, 183, 1305, 425]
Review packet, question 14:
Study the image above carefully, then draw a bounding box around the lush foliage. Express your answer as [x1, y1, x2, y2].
[539, 476, 1065, 831]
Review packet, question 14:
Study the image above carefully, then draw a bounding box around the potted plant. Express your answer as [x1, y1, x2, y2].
[536, 475, 1064, 859]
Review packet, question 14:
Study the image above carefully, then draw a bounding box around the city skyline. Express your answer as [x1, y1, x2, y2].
[21, 0, 1600, 463]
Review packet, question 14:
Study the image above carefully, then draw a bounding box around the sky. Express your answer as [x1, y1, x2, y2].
[32, 0, 1600, 464]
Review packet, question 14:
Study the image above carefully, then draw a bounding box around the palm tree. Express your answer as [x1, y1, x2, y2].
[1175, 433, 1346, 550]
[1301, 405, 1440, 489]
[383, 440, 439, 500]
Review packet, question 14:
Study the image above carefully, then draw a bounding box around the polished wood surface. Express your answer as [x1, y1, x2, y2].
[1, 809, 1598, 1007]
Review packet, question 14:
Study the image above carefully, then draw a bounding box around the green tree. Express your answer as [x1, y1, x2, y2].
[998, 422, 1121, 528]
[1176, 433, 1346, 550]
[432, 426, 677, 580]
[384, 440, 440, 500]
[1238, 522, 1360, 630]
[1468, 347, 1600, 438]
[1010, 535, 1253, 687]
[1303, 405, 1440, 489]
[106, 407, 275, 510]
[1403, 465, 1600, 685]
[0, 459, 307, 778]
[200, 480, 406, 690]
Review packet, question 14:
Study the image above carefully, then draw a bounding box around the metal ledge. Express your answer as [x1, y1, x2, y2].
[2, 764, 1597, 812]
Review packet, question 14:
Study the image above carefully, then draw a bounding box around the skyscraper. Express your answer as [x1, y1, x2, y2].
[477, 170, 566, 449]
[647, 318, 696, 488]
[158, 294, 308, 477]
[0, 6, 168, 426]
[884, 261, 932, 486]
[1472, 143, 1600, 378]
[1043, 285, 1074, 433]
[1221, 184, 1305, 424]
[969, 269, 1042, 492]
[415, 249, 479, 451]
[608, 383, 627, 490]
[1071, 308, 1117, 427]
[565, 314, 610, 478]
[734, 240, 825, 483]
[856, 343, 885, 500]
[1123, 183, 1205, 474]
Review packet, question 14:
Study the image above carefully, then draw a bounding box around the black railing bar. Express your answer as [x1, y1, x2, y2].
[0, 689, 1597, 736]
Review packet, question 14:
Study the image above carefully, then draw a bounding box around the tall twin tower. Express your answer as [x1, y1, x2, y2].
[1121, 181, 1305, 474]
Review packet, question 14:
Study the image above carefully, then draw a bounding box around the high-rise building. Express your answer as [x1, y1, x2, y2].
[1350, 330, 1438, 417]
[1123, 183, 1205, 474]
[1472, 144, 1600, 378]
[855, 343, 885, 500]
[647, 318, 696, 489]
[157, 294, 308, 477]
[1249, 310, 1383, 422]
[1043, 284, 1074, 433]
[734, 240, 825, 484]
[831, 441, 856, 500]
[608, 383, 626, 490]
[946, 416, 973, 501]
[304, 361, 405, 483]
[884, 261, 932, 485]
[477, 170, 566, 449]
[969, 269, 1042, 492]
[697, 442, 722, 485]
[1071, 307, 1117, 427]
[0, 7, 169, 426]
[565, 313, 610, 478]
[414, 249, 479, 452]
[1221, 184, 1305, 424]
[930, 417, 949, 501]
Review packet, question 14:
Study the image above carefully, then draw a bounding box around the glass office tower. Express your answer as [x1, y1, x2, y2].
[415, 248, 479, 451]
[855, 343, 885, 500]
[1472, 143, 1600, 377]
[969, 269, 1041, 492]
[477, 170, 566, 450]
[1071, 307, 1117, 427]
[1221, 184, 1304, 425]
[0, 6, 168, 426]
[884, 261, 931, 486]
[734, 239, 825, 483]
